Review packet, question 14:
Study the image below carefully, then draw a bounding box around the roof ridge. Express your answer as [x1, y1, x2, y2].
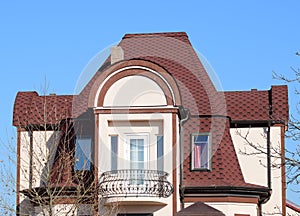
[223, 89, 269, 93]
[17, 91, 75, 97]
[123, 31, 188, 39]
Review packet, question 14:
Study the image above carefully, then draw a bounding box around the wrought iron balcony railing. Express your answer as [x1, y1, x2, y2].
[98, 169, 174, 198]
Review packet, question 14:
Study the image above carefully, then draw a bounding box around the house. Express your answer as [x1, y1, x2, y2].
[13, 32, 298, 215]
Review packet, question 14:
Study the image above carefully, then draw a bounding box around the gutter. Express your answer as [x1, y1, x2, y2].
[258, 122, 272, 216]
[178, 106, 190, 210]
[183, 186, 271, 198]
[258, 91, 274, 215]
[29, 129, 33, 190]
[267, 122, 271, 190]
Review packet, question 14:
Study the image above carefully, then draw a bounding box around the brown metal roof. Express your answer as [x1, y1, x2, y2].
[13, 32, 288, 127]
[225, 85, 288, 123]
[175, 202, 225, 216]
[72, 31, 225, 117]
[13, 92, 73, 127]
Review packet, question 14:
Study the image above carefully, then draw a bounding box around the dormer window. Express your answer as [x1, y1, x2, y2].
[75, 137, 92, 170]
[191, 133, 211, 171]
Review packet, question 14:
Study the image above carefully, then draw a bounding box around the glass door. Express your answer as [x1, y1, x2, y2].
[126, 134, 149, 184]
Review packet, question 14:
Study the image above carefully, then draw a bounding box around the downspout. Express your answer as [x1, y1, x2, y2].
[178, 106, 190, 210]
[29, 128, 33, 190]
[267, 89, 273, 191]
[258, 122, 272, 216]
[267, 122, 271, 190]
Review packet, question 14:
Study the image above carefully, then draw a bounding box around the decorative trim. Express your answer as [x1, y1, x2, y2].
[98, 169, 173, 198]
[94, 108, 178, 114]
[281, 125, 286, 216]
[16, 128, 21, 215]
[93, 113, 99, 215]
[184, 196, 259, 204]
[95, 66, 175, 107]
[96, 68, 174, 107]
[87, 59, 182, 108]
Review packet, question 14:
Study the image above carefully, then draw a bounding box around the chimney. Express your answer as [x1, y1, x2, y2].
[110, 46, 124, 64]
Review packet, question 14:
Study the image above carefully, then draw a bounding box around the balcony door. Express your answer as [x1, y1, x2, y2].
[126, 134, 149, 184]
[126, 134, 149, 169]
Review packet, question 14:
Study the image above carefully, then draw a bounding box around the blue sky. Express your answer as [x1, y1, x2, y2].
[0, 0, 299, 204]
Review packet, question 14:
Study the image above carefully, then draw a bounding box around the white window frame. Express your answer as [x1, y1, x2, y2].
[190, 133, 212, 171]
[124, 133, 149, 170]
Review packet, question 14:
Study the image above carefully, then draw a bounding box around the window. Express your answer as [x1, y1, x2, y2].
[126, 134, 149, 170]
[191, 133, 211, 171]
[126, 134, 149, 185]
[75, 138, 92, 170]
[157, 135, 164, 171]
[111, 135, 118, 171]
[130, 138, 145, 171]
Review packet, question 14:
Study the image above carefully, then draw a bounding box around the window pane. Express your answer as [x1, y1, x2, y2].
[138, 150, 144, 161]
[130, 162, 138, 169]
[157, 136, 164, 171]
[194, 135, 208, 143]
[75, 138, 92, 170]
[201, 141, 208, 168]
[111, 136, 118, 170]
[130, 138, 144, 166]
[129, 137, 146, 185]
[130, 139, 136, 150]
[193, 135, 209, 169]
[130, 150, 138, 161]
[137, 139, 144, 151]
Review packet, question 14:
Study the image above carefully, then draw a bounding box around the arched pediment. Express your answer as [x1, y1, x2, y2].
[103, 75, 167, 107]
[88, 60, 181, 108]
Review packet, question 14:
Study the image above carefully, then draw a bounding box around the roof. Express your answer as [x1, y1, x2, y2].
[13, 91, 73, 127]
[13, 32, 288, 127]
[225, 85, 289, 123]
[119, 32, 223, 115]
[287, 200, 300, 213]
[123, 32, 192, 44]
[72, 31, 224, 117]
[175, 202, 225, 216]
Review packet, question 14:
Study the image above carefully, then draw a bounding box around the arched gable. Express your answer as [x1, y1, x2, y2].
[88, 59, 181, 108]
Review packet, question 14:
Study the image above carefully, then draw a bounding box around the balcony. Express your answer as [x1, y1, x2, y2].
[98, 169, 174, 198]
